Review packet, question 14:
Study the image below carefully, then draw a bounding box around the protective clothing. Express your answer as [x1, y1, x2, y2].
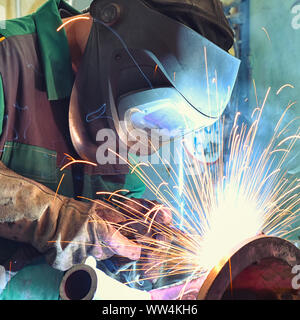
[0, 159, 149, 300]
[0, 160, 140, 265]
[0, 0, 145, 299]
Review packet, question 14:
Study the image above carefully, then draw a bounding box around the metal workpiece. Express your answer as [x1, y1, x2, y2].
[197, 236, 300, 300]
[59, 257, 151, 300]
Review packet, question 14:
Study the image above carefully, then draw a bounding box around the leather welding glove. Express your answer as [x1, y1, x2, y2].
[0, 161, 141, 272]
[101, 197, 173, 283]
[113, 198, 173, 236]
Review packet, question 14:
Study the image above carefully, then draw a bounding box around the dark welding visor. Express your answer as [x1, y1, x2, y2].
[92, 0, 239, 137]
[69, 0, 240, 163]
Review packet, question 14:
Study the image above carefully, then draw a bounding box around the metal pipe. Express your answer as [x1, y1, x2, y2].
[197, 236, 300, 300]
[59, 257, 151, 300]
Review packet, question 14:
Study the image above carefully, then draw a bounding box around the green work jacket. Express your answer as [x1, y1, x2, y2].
[0, 0, 145, 300]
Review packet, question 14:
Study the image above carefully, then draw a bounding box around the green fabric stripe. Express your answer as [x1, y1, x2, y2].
[33, 0, 78, 100]
[0, 0, 79, 38]
[82, 172, 146, 201]
[1, 141, 146, 200]
[0, 257, 63, 300]
[1, 141, 58, 184]
[0, 74, 4, 136]
[0, 15, 36, 37]
[0, 0, 80, 101]
[0, 140, 146, 300]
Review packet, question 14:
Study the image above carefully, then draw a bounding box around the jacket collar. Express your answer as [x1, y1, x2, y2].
[33, 0, 80, 100]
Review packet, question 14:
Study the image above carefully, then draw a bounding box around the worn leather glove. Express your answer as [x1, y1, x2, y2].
[98, 197, 173, 283]
[0, 161, 141, 271]
[116, 198, 173, 235]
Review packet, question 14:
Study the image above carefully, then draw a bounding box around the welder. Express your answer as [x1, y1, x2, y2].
[0, 0, 239, 299]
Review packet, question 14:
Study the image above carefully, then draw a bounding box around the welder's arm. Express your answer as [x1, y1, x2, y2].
[0, 161, 141, 271]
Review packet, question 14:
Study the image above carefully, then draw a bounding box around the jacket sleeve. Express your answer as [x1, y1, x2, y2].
[0, 74, 5, 137]
[0, 161, 120, 271]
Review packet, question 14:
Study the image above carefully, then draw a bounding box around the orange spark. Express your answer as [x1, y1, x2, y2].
[54, 173, 65, 200]
[276, 84, 295, 95]
[262, 27, 271, 42]
[130, 162, 150, 174]
[253, 79, 259, 108]
[57, 16, 91, 32]
[97, 189, 130, 201]
[112, 221, 140, 239]
[155, 182, 168, 196]
[154, 64, 158, 77]
[251, 107, 261, 119]
[143, 204, 164, 223]
[60, 153, 97, 171]
[229, 258, 233, 296]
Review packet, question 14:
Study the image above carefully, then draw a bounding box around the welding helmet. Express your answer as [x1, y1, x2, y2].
[69, 0, 240, 169]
